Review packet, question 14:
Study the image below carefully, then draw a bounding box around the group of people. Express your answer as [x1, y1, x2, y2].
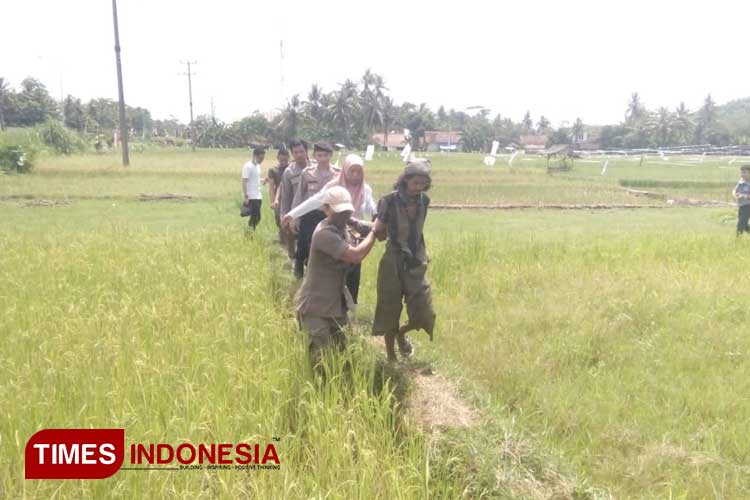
[241, 140, 436, 366]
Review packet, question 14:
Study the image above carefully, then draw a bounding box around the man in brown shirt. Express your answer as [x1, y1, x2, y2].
[295, 186, 377, 371]
[290, 142, 339, 278]
[267, 148, 290, 244]
[279, 140, 309, 265]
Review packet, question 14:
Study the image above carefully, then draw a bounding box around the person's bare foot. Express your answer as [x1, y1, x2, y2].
[396, 332, 414, 359]
[385, 333, 398, 362]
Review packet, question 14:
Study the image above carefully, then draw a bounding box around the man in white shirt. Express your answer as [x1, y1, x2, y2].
[241, 147, 265, 230]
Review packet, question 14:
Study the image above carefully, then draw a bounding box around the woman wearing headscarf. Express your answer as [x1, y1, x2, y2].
[283, 153, 377, 303]
[371, 158, 436, 362]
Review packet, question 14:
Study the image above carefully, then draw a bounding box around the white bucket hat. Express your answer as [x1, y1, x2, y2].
[321, 186, 354, 213]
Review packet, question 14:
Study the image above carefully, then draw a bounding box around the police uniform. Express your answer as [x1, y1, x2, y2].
[292, 164, 337, 274]
[279, 162, 305, 258]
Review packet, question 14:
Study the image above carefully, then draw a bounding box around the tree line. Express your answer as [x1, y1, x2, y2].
[1, 73, 748, 151]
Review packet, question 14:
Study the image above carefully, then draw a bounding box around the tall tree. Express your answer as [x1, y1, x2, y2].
[305, 84, 325, 122]
[63, 95, 86, 132]
[536, 115, 551, 135]
[652, 107, 674, 146]
[276, 95, 303, 145]
[0, 77, 9, 130]
[626, 92, 644, 125]
[327, 80, 359, 145]
[693, 94, 717, 144]
[360, 71, 386, 136]
[673, 102, 693, 145]
[521, 111, 533, 132]
[13, 77, 59, 126]
[403, 103, 435, 149]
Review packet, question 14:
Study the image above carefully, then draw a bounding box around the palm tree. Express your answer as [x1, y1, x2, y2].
[305, 84, 325, 122]
[360, 71, 388, 139]
[522, 111, 533, 132]
[0, 77, 9, 131]
[536, 115, 551, 135]
[693, 94, 717, 144]
[276, 94, 303, 144]
[328, 80, 359, 145]
[700, 94, 716, 128]
[673, 102, 693, 145]
[626, 92, 644, 125]
[653, 107, 675, 146]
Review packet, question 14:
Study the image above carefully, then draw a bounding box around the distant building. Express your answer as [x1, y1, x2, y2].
[371, 132, 409, 151]
[572, 126, 602, 151]
[423, 130, 463, 152]
[519, 134, 548, 153]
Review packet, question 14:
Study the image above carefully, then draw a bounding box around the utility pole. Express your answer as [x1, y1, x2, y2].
[279, 40, 285, 106]
[111, 0, 129, 166]
[180, 61, 197, 151]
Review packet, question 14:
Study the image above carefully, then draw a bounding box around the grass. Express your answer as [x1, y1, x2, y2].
[3, 144, 750, 498]
[6, 148, 740, 205]
[359, 208, 750, 499]
[0, 204, 475, 499]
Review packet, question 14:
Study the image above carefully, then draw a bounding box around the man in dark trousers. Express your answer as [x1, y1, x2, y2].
[279, 140, 309, 274]
[267, 148, 290, 244]
[733, 164, 750, 236]
[289, 142, 337, 278]
[241, 147, 265, 230]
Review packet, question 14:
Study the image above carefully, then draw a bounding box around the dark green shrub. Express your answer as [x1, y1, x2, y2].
[36, 120, 85, 154]
[0, 145, 35, 173]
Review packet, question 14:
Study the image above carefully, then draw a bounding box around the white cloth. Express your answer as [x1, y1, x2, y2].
[287, 183, 376, 220]
[241, 161, 262, 200]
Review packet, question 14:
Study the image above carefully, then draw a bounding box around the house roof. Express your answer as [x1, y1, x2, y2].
[371, 132, 408, 148]
[423, 130, 463, 144]
[519, 134, 548, 146]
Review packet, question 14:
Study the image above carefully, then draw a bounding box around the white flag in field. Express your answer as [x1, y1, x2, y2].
[508, 150, 519, 167]
[400, 144, 412, 162]
[483, 156, 496, 166]
[490, 140, 500, 157]
[365, 145, 375, 161]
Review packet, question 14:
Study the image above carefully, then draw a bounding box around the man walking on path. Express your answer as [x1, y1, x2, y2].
[279, 140, 309, 270]
[267, 148, 290, 243]
[241, 147, 265, 230]
[289, 142, 337, 278]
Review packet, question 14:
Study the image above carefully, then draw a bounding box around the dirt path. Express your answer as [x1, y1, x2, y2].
[367, 336, 478, 431]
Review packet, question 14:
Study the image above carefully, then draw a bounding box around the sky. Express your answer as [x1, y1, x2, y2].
[3, 0, 749, 127]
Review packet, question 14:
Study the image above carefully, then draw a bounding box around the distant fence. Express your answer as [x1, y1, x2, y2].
[575, 145, 750, 156]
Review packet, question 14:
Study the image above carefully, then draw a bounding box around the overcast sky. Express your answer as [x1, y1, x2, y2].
[3, 0, 748, 127]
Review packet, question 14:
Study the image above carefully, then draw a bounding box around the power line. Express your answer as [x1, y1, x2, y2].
[279, 40, 285, 106]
